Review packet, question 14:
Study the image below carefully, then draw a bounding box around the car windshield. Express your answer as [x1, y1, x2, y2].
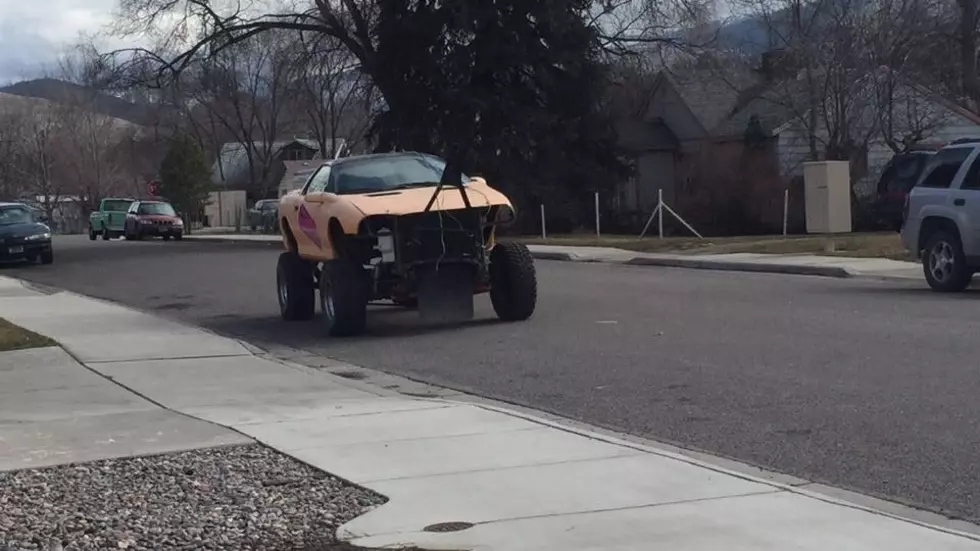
[0, 205, 34, 225]
[332, 154, 469, 195]
[138, 203, 176, 216]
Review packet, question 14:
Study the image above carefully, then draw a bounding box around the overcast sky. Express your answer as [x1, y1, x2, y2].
[0, 0, 123, 84]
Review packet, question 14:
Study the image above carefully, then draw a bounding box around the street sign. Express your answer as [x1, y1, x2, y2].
[148, 180, 160, 196]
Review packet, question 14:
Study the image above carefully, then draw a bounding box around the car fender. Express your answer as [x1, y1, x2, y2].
[916, 204, 975, 250]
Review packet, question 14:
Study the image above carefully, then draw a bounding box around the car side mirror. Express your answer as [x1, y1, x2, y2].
[305, 191, 335, 203]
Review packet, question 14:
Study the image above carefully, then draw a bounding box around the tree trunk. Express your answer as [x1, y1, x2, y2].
[959, 0, 980, 107]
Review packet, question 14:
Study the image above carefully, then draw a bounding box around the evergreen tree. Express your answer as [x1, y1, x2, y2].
[158, 132, 212, 233]
[370, 0, 629, 228]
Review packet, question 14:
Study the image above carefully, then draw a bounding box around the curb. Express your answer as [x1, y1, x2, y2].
[528, 251, 576, 262]
[527, 250, 854, 279]
[184, 235, 282, 247]
[623, 256, 854, 278]
[185, 236, 917, 282]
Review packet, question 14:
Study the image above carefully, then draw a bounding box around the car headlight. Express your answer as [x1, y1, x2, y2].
[140, 219, 154, 224]
[24, 232, 50, 241]
[173, 218, 184, 226]
[494, 205, 516, 227]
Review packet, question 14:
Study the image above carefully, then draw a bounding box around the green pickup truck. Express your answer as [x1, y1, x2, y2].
[89, 197, 135, 241]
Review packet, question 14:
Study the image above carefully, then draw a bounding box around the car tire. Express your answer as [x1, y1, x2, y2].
[320, 259, 368, 337]
[163, 235, 171, 241]
[40, 249, 53, 265]
[174, 233, 183, 241]
[101, 225, 111, 241]
[276, 251, 315, 321]
[124, 228, 135, 241]
[489, 241, 537, 321]
[89, 225, 97, 241]
[922, 230, 972, 292]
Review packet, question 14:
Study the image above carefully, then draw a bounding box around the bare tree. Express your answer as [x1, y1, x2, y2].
[12, 102, 65, 222]
[289, 33, 376, 157]
[175, 30, 301, 197]
[0, 103, 25, 200]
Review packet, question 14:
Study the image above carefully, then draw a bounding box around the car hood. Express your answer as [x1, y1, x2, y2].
[345, 184, 511, 216]
[0, 222, 49, 238]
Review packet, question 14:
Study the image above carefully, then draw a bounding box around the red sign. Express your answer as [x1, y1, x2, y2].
[148, 180, 161, 196]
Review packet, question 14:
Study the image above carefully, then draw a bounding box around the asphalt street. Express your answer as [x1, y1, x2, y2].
[6, 235, 980, 522]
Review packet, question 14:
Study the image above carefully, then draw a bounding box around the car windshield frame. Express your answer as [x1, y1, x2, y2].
[329, 154, 469, 195]
[0, 205, 35, 226]
[137, 202, 177, 216]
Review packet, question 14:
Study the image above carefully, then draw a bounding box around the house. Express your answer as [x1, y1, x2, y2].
[278, 160, 320, 197]
[615, 54, 980, 234]
[210, 138, 347, 201]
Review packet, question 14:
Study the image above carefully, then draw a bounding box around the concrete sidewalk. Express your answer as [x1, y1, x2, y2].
[2, 275, 974, 550]
[184, 233, 924, 281]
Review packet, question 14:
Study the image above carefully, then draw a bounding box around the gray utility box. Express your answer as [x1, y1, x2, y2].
[803, 161, 852, 234]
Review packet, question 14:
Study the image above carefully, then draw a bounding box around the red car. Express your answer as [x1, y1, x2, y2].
[123, 200, 184, 241]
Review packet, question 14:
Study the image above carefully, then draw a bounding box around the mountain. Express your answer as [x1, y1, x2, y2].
[0, 78, 156, 126]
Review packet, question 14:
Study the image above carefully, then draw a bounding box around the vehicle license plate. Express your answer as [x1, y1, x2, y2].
[8, 246, 23, 254]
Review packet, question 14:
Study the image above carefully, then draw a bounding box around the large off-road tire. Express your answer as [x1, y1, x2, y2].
[320, 259, 368, 337]
[489, 242, 537, 321]
[922, 229, 972, 293]
[276, 251, 315, 321]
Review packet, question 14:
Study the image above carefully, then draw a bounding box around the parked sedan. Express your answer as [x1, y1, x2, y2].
[0, 202, 53, 264]
[248, 199, 279, 232]
[123, 200, 184, 241]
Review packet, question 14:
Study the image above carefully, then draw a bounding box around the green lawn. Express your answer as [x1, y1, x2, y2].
[511, 232, 914, 261]
[0, 318, 55, 352]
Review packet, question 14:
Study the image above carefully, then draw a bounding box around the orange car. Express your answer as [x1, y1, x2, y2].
[276, 151, 537, 336]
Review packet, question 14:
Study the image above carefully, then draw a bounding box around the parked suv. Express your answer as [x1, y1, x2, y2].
[873, 147, 938, 231]
[901, 138, 980, 292]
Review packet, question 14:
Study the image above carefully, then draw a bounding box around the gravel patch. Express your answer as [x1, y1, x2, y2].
[0, 444, 387, 550]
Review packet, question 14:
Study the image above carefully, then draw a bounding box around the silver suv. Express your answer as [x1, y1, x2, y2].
[901, 138, 980, 292]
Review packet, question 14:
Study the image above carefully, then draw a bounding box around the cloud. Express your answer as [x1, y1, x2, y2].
[0, 0, 129, 83]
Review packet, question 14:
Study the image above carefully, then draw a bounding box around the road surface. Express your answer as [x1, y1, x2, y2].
[6, 235, 980, 522]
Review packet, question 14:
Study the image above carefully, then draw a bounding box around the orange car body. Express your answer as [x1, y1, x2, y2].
[278, 169, 513, 262]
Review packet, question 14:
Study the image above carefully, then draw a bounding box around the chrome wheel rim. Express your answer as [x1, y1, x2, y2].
[277, 269, 288, 310]
[929, 241, 955, 283]
[321, 282, 335, 327]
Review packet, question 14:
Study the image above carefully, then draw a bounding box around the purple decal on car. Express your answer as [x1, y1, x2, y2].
[297, 204, 323, 249]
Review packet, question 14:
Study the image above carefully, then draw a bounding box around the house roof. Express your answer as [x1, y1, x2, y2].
[660, 61, 980, 141]
[657, 60, 760, 135]
[211, 138, 345, 187]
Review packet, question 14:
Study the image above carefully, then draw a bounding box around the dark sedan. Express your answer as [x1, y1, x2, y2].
[0, 202, 53, 264]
